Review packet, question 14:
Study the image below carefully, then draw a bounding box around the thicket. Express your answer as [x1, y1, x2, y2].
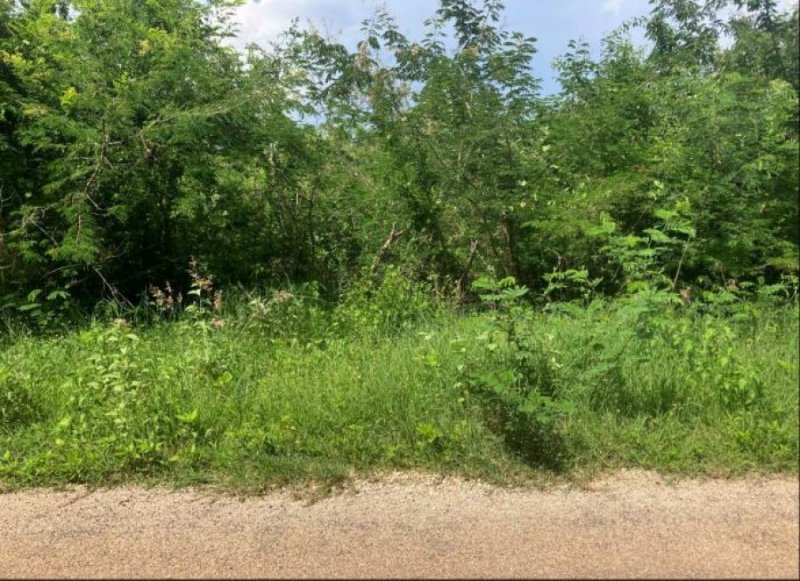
[0, 1, 798, 487]
[1, 285, 796, 487]
[0, 0, 797, 321]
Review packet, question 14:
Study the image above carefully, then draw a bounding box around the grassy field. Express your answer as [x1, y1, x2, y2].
[1, 290, 797, 491]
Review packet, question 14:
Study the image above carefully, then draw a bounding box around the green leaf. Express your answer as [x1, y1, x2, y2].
[177, 409, 199, 424]
[644, 228, 675, 244]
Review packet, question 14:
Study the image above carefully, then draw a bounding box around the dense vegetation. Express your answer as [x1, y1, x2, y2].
[1, 293, 797, 488]
[0, 0, 797, 489]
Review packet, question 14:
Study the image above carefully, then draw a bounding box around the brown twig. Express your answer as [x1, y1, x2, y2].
[370, 224, 406, 281]
[671, 235, 693, 292]
[456, 239, 480, 298]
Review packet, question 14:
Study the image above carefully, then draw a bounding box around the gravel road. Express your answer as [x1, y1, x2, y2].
[1, 470, 797, 579]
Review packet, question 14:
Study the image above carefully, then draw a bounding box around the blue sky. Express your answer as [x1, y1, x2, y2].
[230, 0, 797, 94]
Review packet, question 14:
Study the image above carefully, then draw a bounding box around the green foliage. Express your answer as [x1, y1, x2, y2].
[333, 267, 436, 337]
[0, 0, 797, 314]
[0, 299, 796, 488]
[466, 276, 574, 468]
[0, 364, 43, 433]
[2, 286, 74, 331]
[543, 268, 601, 304]
[0, 0, 798, 488]
[531, 1, 798, 297]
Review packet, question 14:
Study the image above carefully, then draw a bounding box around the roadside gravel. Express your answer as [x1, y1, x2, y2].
[1, 470, 797, 579]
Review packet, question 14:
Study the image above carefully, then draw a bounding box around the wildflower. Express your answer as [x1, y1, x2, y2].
[272, 290, 294, 303]
[188, 258, 214, 292]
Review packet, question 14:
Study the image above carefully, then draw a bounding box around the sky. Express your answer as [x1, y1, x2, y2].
[229, 0, 798, 94]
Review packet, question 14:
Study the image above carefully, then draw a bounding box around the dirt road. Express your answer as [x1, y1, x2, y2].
[1, 470, 797, 579]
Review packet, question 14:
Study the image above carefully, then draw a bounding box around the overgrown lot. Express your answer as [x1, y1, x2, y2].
[2, 282, 796, 490]
[1, 0, 798, 491]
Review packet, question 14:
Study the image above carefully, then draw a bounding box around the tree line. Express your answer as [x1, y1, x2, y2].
[0, 0, 797, 315]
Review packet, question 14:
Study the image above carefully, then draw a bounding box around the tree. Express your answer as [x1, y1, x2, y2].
[1, 0, 290, 301]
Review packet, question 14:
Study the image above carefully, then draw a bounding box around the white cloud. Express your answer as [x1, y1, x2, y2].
[229, 0, 365, 50]
[602, 0, 625, 16]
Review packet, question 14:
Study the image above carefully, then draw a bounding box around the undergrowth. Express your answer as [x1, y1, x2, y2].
[0, 275, 797, 490]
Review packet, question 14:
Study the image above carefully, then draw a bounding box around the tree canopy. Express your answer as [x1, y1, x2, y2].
[0, 0, 797, 314]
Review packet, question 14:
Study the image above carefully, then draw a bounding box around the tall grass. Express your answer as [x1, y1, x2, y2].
[0, 288, 797, 490]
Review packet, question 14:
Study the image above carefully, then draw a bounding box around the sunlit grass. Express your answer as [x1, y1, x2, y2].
[1, 300, 797, 490]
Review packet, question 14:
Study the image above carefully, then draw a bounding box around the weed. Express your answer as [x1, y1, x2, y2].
[0, 292, 796, 489]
